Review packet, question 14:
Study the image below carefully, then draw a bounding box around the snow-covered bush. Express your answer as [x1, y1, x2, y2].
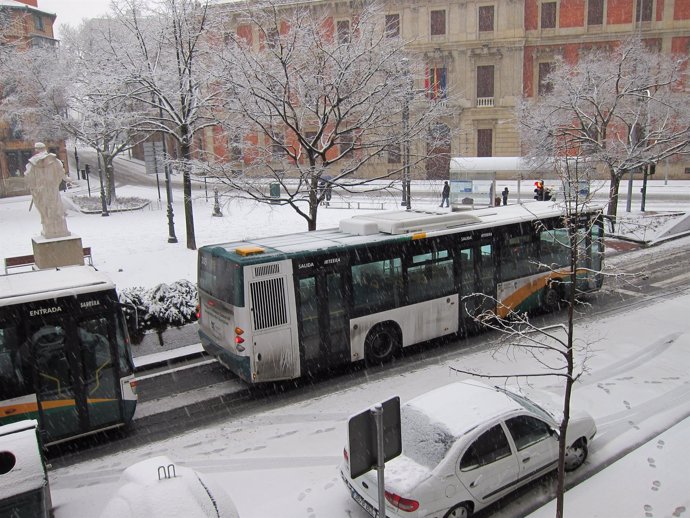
[118, 281, 198, 342]
[147, 280, 198, 327]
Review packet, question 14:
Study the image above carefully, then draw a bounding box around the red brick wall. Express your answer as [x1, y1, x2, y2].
[607, 0, 633, 24]
[675, 0, 690, 19]
[525, 0, 538, 31]
[560, 0, 585, 28]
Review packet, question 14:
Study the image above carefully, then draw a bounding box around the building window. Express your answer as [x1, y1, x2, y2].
[587, 0, 604, 25]
[266, 28, 279, 49]
[337, 20, 351, 43]
[538, 62, 554, 95]
[385, 14, 400, 38]
[476, 65, 494, 106]
[636, 0, 653, 22]
[33, 14, 44, 32]
[479, 6, 495, 32]
[477, 129, 493, 157]
[387, 143, 401, 164]
[426, 66, 447, 100]
[340, 131, 355, 156]
[430, 10, 446, 36]
[229, 133, 242, 162]
[541, 2, 557, 29]
[271, 130, 284, 159]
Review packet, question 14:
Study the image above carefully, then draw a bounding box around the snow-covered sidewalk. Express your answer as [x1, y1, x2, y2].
[529, 417, 690, 518]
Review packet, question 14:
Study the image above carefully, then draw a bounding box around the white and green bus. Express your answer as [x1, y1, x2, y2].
[198, 203, 604, 383]
[0, 266, 138, 446]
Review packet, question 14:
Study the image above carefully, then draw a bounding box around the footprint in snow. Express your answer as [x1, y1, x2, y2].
[651, 480, 661, 491]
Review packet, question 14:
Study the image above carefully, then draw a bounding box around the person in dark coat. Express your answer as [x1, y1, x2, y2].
[502, 187, 509, 206]
[440, 181, 450, 208]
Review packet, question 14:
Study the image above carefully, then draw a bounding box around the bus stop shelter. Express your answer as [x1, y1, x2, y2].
[449, 157, 549, 209]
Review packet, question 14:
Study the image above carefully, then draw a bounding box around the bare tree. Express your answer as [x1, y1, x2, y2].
[453, 152, 605, 517]
[107, 0, 224, 250]
[0, 20, 147, 204]
[207, 0, 455, 231]
[519, 37, 690, 227]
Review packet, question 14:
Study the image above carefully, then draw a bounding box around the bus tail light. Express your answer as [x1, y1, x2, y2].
[343, 448, 349, 463]
[129, 379, 138, 395]
[234, 327, 246, 351]
[196, 304, 201, 320]
[385, 491, 419, 512]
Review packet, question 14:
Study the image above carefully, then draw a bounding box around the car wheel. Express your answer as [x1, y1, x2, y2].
[364, 324, 400, 366]
[444, 502, 472, 518]
[564, 438, 588, 471]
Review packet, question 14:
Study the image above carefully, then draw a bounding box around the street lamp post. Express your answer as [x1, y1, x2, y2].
[400, 62, 412, 210]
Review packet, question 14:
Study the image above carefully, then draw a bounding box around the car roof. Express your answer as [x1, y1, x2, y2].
[403, 380, 524, 437]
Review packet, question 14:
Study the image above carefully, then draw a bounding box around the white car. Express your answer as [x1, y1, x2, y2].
[100, 455, 240, 518]
[340, 380, 596, 518]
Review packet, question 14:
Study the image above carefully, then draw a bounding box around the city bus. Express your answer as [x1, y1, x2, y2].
[197, 202, 604, 384]
[0, 266, 137, 446]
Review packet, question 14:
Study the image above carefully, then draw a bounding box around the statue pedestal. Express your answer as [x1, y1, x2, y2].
[32, 234, 85, 269]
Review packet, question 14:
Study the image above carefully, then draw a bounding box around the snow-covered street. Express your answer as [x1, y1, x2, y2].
[3, 179, 690, 517]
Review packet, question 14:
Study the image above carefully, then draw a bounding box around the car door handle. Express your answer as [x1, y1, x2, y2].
[469, 475, 483, 488]
[522, 457, 531, 463]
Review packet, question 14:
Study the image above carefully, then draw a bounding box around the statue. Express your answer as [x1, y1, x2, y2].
[24, 142, 70, 239]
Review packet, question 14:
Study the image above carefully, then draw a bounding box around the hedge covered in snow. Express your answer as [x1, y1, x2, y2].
[119, 280, 198, 342]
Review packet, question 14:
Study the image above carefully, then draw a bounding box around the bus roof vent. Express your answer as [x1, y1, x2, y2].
[254, 264, 280, 277]
[340, 210, 482, 236]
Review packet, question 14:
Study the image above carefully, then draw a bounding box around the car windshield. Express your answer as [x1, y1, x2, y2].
[497, 387, 554, 423]
[401, 405, 457, 470]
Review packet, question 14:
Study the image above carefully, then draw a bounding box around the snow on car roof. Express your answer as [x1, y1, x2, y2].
[404, 380, 523, 437]
[100, 456, 239, 518]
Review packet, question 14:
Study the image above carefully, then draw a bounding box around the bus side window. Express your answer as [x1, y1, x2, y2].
[352, 259, 402, 311]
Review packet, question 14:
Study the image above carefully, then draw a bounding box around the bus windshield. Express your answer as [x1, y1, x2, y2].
[198, 249, 243, 306]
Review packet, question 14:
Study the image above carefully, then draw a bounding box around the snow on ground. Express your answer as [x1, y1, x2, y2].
[2, 178, 690, 517]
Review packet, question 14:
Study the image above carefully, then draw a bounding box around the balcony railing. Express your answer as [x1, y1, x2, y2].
[476, 97, 494, 108]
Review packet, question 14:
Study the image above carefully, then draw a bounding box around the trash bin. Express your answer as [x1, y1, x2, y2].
[269, 182, 280, 204]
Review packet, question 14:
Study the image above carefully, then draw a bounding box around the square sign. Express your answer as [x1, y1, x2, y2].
[347, 396, 402, 479]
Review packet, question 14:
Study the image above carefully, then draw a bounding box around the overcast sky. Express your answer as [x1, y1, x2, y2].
[39, 0, 112, 37]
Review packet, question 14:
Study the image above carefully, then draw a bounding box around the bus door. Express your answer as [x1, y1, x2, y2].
[295, 260, 350, 373]
[458, 239, 496, 333]
[28, 297, 123, 442]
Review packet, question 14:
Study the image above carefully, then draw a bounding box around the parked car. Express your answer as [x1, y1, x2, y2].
[100, 455, 240, 518]
[340, 380, 596, 518]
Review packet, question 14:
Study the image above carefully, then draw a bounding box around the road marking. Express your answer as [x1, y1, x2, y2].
[651, 271, 690, 288]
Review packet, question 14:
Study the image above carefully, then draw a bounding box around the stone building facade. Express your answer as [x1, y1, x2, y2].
[205, 0, 690, 181]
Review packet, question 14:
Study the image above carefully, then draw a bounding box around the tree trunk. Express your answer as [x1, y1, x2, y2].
[607, 171, 621, 225]
[180, 139, 197, 250]
[105, 156, 116, 204]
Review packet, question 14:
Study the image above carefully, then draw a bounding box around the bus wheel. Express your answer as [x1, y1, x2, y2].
[544, 285, 561, 311]
[364, 325, 401, 366]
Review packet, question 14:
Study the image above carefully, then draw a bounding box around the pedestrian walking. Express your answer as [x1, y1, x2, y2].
[440, 181, 450, 208]
[502, 187, 509, 206]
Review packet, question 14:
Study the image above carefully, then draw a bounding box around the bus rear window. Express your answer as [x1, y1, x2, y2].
[198, 250, 244, 306]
